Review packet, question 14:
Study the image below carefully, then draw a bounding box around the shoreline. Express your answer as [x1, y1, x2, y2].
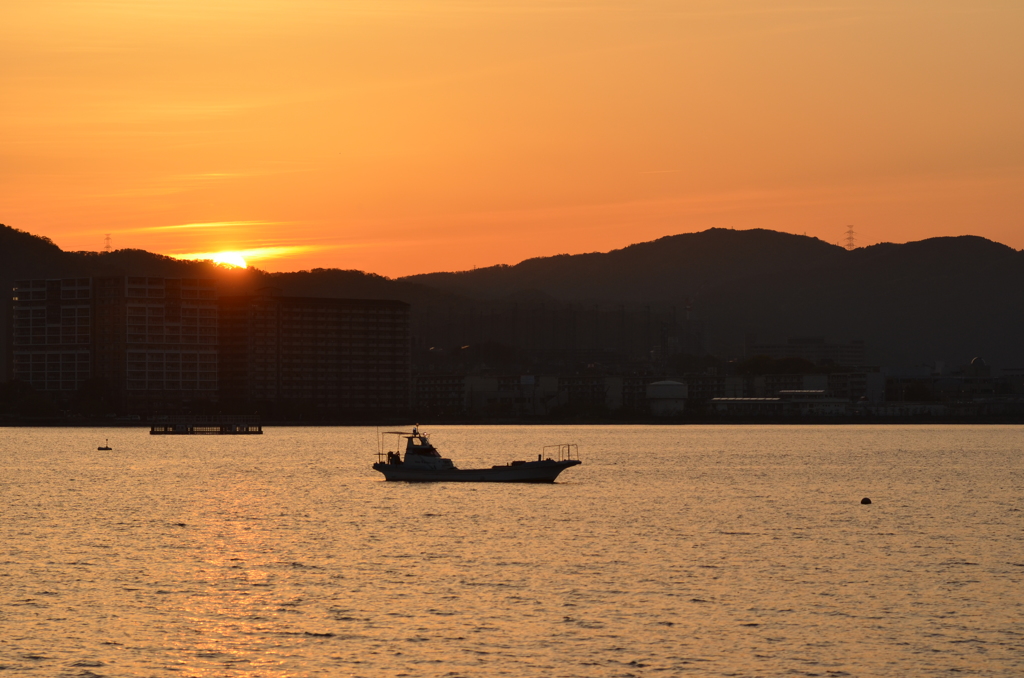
[3, 416, 1024, 427]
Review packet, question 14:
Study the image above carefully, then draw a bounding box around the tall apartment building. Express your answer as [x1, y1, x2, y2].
[218, 293, 410, 414]
[12, 277, 219, 412]
[12, 279, 411, 416]
[11, 278, 94, 393]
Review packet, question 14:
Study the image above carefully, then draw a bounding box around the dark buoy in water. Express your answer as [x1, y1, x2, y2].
[861, 497, 872, 505]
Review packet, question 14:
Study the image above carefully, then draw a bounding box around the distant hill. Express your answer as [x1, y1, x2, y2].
[404, 228, 846, 304]
[404, 228, 1024, 368]
[3, 223, 1023, 371]
[697, 233, 1024, 367]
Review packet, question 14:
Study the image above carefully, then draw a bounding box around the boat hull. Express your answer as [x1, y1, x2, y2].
[373, 459, 581, 483]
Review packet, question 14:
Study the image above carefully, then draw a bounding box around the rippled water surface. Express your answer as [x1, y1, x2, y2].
[2, 425, 1023, 677]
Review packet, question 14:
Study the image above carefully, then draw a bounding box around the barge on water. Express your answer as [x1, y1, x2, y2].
[150, 415, 262, 435]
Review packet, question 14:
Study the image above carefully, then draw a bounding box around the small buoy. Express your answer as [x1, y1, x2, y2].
[861, 497, 872, 505]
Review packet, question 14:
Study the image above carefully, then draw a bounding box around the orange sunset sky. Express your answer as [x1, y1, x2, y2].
[2, 1, 1022, 276]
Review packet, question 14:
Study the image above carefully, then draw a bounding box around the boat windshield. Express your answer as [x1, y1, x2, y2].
[405, 434, 441, 457]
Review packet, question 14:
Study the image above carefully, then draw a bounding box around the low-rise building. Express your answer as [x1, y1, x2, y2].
[711, 390, 849, 417]
[748, 336, 866, 366]
[558, 375, 623, 411]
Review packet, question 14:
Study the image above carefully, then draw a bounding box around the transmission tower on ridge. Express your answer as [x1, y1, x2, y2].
[844, 225, 855, 251]
[103, 234, 112, 252]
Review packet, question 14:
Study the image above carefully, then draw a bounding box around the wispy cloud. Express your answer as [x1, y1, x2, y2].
[142, 220, 280, 232]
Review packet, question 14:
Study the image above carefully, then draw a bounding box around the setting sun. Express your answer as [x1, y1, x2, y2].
[174, 250, 249, 268]
[172, 245, 315, 268]
[212, 252, 247, 268]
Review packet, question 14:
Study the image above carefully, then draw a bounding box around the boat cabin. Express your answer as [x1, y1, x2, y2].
[379, 428, 454, 470]
[404, 432, 441, 458]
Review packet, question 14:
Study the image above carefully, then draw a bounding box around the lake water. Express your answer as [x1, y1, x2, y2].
[1, 425, 1022, 677]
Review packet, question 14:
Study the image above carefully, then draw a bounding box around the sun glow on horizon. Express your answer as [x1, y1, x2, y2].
[212, 251, 248, 268]
[172, 245, 322, 269]
[173, 250, 247, 268]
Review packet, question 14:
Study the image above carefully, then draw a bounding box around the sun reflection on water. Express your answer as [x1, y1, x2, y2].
[3, 426, 1024, 676]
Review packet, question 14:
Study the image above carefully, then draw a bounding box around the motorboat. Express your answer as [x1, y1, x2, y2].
[372, 428, 581, 483]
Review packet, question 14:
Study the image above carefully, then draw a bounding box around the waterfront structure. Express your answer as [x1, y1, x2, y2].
[218, 292, 410, 414]
[150, 415, 262, 434]
[711, 390, 850, 417]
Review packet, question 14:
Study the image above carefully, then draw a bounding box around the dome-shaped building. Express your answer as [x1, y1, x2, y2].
[966, 357, 991, 378]
[646, 380, 687, 416]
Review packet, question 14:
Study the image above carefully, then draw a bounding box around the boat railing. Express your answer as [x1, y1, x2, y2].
[377, 430, 414, 464]
[543, 443, 579, 462]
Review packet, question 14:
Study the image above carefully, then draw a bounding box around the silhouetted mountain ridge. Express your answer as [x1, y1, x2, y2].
[3, 223, 1023, 368]
[402, 229, 1024, 367]
[699, 235, 1024, 367]
[0, 224, 461, 305]
[403, 229, 848, 303]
